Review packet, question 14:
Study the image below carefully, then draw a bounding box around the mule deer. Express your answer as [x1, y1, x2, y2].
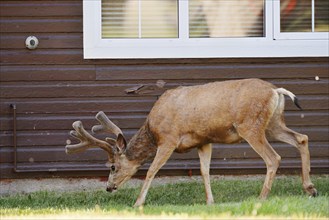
[66, 78, 317, 207]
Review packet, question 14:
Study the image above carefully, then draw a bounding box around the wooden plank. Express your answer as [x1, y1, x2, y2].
[0, 57, 322, 67]
[1, 142, 327, 163]
[0, 65, 95, 82]
[1, 158, 327, 179]
[1, 79, 328, 98]
[1, 96, 326, 117]
[214, 142, 329, 160]
[0, 114, 148, 131]
[271, 79, 329, 95]
[0, 33, 83, 49]
[0, 147, 108, 164]
[0, 49, 87, 65]
[293, 127, 329, 142]
[0, 129, 137, 147]
[172, 142, 329, 160]
[159, 158, 329, 170]
[0, 17, 82, 33]
[284, 112, 329, 126]
[0, 111, 327, 131]
[0, 83, 163, 98]
[97, 64, 329, 81]
[284, 95, 329, 111]
[2, 50, 329, 67]
[0, 98, 156, 115]
[0, 126, 327, 147]
[2, 162, 328, 179]
[0, 1, 82, 17]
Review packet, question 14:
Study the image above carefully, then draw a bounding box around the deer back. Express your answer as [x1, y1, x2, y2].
[147, 79, 277, 150]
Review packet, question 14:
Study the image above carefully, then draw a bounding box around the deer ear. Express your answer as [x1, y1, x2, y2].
[116, 134, 127, 154]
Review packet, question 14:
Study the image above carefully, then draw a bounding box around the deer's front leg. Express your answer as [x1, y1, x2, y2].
[198, 143, 214, 205]
[134, 145, 175, 207]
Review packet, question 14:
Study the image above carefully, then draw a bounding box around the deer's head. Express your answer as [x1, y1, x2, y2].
[65, 111, 139, 192]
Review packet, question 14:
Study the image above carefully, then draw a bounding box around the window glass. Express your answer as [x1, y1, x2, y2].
[102, 0, 178, 38]
[189, 0, 264, 38]
[141, 0, 178, 38]
[102, 0, 138, 38]
[315, 0, 329, 32]
[280, 0, 329, 33]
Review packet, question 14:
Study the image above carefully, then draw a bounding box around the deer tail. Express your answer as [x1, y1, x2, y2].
[276, 88, 302, 110]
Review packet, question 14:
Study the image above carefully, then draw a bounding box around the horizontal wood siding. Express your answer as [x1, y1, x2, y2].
[1, 0, 328, 179]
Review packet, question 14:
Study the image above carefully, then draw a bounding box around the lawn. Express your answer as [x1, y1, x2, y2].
[0, 175, 328, 219]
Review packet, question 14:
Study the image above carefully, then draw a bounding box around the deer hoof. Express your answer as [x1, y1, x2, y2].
[310, 189, 318, 197]
[133, 200, 144, 208]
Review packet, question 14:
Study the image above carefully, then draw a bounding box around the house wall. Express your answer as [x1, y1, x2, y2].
[1, 0, 328, 179]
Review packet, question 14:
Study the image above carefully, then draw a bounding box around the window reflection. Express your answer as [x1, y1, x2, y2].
[102, 0, 327, 39]
[189, 0, 264, 38]
[102, 0, 178, 39]
[102, 0, 138, 38]
[281, 0, 329, 32]
[141, 0, 178, 38]
[280, 0, 312, 32]
[315, 0, 329, 32]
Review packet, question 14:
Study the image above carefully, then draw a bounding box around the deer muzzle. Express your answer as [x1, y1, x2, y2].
[106, 185, 117, 193]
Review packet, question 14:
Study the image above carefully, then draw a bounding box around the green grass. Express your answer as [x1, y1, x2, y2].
[1, 175, 328, 219]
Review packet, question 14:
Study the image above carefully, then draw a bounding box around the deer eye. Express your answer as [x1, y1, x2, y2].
[110, 165, 116, 172]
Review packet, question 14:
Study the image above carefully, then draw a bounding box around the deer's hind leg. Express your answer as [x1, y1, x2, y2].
[267, 124, 317, 197]
[198, 143, 214, 205]
[239, 129, 281, 199]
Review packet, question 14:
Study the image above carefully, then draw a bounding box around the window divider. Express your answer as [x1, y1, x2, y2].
[138, 0, 142, 38]
[179, 0, 189, 40]
[312, 0, 315, 32]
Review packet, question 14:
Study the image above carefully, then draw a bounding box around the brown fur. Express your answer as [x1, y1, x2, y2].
[125, 122, 158, 164]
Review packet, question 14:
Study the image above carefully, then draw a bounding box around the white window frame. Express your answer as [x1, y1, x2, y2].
[83, 0, 329, 59]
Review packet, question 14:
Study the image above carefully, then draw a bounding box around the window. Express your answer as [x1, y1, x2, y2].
[274, 0, 329, 39]
[83, 0, 329, 58]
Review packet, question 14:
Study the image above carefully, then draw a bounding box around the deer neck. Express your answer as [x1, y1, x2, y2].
[125, 121, 158, 167]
